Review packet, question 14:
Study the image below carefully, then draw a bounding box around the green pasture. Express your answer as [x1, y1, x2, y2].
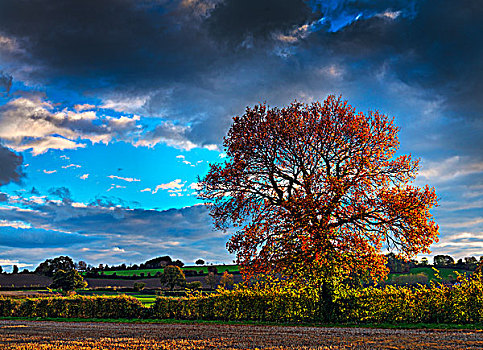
[86, 264, 239, 277]
[77, 290, 157, 305]
[387, 267, 471, 283]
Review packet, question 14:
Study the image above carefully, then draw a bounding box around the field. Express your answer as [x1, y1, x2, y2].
[1, 320, 482, 349]
[92, 264, 240, 277]
[387, 267, 471, 284]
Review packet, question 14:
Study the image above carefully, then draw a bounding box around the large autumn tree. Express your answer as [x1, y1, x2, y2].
[199, 95, 439, 286]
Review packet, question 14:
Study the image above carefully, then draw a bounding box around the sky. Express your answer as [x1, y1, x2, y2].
[0, 0, 482, 272]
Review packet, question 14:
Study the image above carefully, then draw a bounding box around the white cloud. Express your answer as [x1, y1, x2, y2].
[12, 136, 86, 155]
[418, 156, 483, 183]
[107, 184, 126, 192]
[80, 174, 89, 180]
[140, 188, 152, 192]
[0, 95, 142, 155]
[62, 163, 81, 169]
[108, 175, 141, 182]
[0, 259, 32, 268]
[101, 96, 149, 113]
[74, 104, 96, 112]
[0, 220, 31, 229]
[152, 179, 185, 194]
[188, 182, 201, 190]
[43, 169, 57, 174]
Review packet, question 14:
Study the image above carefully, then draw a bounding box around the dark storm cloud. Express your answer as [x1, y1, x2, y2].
[0, 0, 480, 152]
[0, 0, 218, 89]
[319, 0, 483, 119]
[205, 0, 315, 45]
[0, 72, 12, 95]
[0, 144, 23, 186]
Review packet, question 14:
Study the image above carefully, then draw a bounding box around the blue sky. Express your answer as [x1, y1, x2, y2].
[0, 0, 482, 271]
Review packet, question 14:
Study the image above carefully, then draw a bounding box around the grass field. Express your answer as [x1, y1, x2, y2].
[77, 290, 157, 305]
[89, 264, 239, 277]
[387, 267, 471, 283]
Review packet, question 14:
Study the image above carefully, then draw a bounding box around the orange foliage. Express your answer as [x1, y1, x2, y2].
[199, 95, 439, 283]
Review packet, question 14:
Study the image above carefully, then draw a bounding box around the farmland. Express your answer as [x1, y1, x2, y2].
[87, 264, 240, 277]
[1, 319, 483, 349]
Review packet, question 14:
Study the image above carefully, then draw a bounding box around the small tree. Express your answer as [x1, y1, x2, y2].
[220, 270, 234, 289]
[133, 282, 146, 292]
[186, 281, 203, 291]
[12, 265, 18, 274]
[195, 259, 205, 266]
[434, 255, 454, 266]
[160, 266, 186, 290]
[205, 271, 217, 289]
[35, 256, 75, 276]
[0, 266, 3, 274]
[50, 269, 87, 292]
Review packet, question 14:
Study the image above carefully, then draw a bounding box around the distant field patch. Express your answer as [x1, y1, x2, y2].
[90, 265, 239, 277]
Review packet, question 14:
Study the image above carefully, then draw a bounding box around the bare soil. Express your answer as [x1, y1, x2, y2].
[0, 320, 482, 349]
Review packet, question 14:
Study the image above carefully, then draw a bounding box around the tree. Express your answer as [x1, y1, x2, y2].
[186, 281, 203, 290]
[434, 255, 454, 266]
[0, 266, 2, 274]
[12, 265, 18, 274]
[50, 269, 87, 292]
[35, 256, 75, 276]
[205, 271, 217, 289]
[133, 282, 146, 292]
[173, 259, 184, 268]
[195, 259, 205, 266]
[144, 256, 172, 268]
[220, 270, 234, 289]
[199, 95, 439, 288]
[159, 266, 186, 290]
[76, 260, 88, 271]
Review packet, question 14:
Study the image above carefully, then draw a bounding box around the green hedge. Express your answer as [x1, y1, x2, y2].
[2, 274, 482, 324]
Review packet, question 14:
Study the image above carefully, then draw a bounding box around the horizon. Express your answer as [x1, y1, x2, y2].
[0, 0, 481, 272]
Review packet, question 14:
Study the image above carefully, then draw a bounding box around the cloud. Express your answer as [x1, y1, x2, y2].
[43, 169, 57, 174]
[107, 184, 126, 192]
[48, 187, 72, 202]
[74, 104, 95, 112]
[0, 144, 23, 186]
[0, 195, 231, 266]
[62, 163, 81, 169]
[0, 259, 32, 268]
[108, 175, 140, 182]
[79, 173, 89, 180]
[417, 156, 483, 184]
[0, 94, 142, 155]
[0, 71, 13, 95]
[152, 179, 185, 194]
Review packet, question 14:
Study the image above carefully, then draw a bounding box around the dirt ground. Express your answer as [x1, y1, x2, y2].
[0, 320, 482, 349]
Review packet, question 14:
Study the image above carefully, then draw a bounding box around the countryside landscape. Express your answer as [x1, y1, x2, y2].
[0, 0, 482, 349]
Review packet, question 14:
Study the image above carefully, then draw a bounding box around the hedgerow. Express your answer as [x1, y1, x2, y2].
[1, 272, 482, 324]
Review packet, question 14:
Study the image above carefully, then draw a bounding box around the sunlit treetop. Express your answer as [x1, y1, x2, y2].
[199, 95, 439, 283]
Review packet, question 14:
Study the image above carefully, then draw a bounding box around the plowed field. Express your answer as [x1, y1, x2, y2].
[0, 320, 482, 349]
